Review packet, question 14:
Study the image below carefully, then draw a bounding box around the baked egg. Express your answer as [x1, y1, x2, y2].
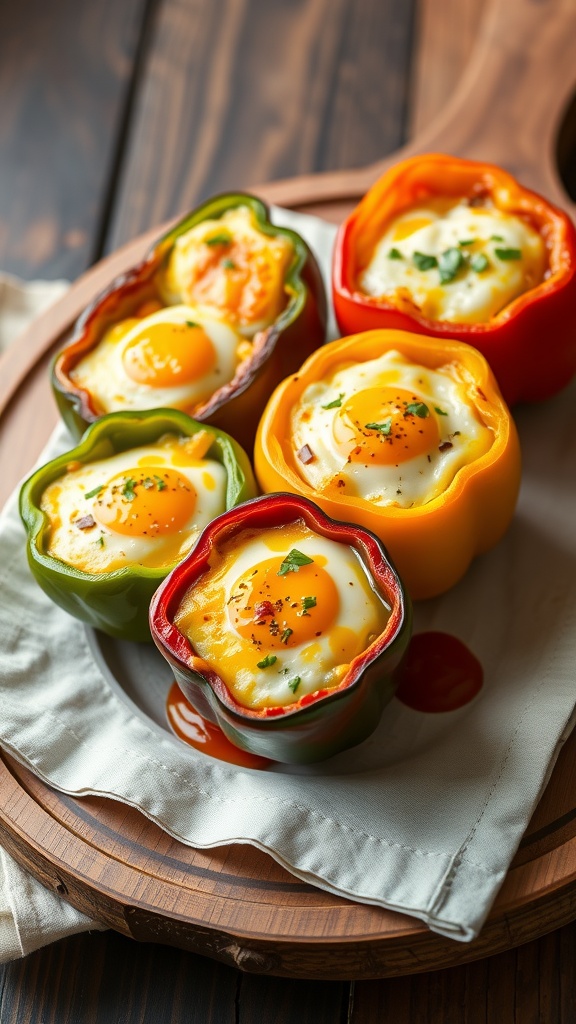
[359, 198, 546, 324]
[158, 204, 294, 336]
[174, 519, 391, 709]
[69, 305, 245, 417]
[290, 350, 493, 508]
[40, 432, 227, 573]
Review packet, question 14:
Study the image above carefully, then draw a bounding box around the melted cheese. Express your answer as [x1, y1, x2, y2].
[359, 201, 546, 324]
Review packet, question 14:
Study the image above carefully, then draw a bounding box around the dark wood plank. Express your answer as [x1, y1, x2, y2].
[0, 0, 148, 281]
[105, 0, 417, 250]
[351, 922, 576, 1024]
[0, 932, 239, 1024]
[237, 975, 348, 1023]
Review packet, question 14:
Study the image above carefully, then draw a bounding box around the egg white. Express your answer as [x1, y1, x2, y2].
[70, 304, 243, 415]
[41, 440, 228, 574]
[175, 528, 390, 708]
[290, 350, 493, 509]
[359, 202, 546, 323]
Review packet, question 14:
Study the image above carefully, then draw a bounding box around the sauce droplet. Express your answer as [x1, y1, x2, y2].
[394, 631, 483, 713]
[166, 682, 271, 769]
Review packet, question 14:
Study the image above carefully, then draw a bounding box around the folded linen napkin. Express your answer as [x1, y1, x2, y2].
[0, 272, 106, 961]
[0, 212, 575, 959]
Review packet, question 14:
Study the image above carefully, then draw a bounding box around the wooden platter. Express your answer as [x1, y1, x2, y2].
[1, 0, 576, 981]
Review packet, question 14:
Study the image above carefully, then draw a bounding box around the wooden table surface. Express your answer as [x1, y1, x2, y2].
[1, 0, 576, 1020]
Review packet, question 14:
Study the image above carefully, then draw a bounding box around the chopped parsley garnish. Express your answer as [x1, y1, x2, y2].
[95, 536, 105, 548]
[143, 477, 154, 489]
[494, 247, 522, 261]
[205, 231, 232, 246]
[288, 676, 301, 693]
[434, 406, 448, 416]
[281, 627, 293, 645]
[322, 393, 344, 410]
[84, 484, 104, 499]
[222, 258, 235, 270]
[490, 234, 504, 241]
[364, 418, 392, 435]
[458, 238, 475, 247]
[470, 253, 489, 273]
[185, 319, 199, 328]
[154, 475, 167, 491]
[257, 654, 277, 669]
[387, 247, 403, 259]
[122, 478, 136, 501]
[405, 401, 429, 418]
[413, 251, 438, 271]
[438, 247, 464, 283]
[278, 549, 314, 576]
[301, 596, 317, 613]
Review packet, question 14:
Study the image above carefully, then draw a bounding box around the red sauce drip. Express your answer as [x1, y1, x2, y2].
[394, 631, 483, 713]
[165, 682, 271, 769]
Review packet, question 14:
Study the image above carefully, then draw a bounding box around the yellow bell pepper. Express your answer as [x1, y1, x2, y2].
[254, 329, 521, 600]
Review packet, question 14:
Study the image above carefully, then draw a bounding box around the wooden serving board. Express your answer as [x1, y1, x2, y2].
[1, 0, 576, 981]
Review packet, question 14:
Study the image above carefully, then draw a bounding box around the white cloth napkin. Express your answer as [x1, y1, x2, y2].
[0, 272, 106, 960]
[1, 212, 575, 961]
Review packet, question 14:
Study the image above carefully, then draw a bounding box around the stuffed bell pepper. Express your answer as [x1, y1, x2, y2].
[20, 409, 257, 641]
[52, 193, 327, 449]
[333, 154, 576, 405]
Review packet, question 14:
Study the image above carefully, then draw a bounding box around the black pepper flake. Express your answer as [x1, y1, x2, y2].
[438, 441, 453, 452]
[297, 444, 315, 465]
[75, 514, 96, 530]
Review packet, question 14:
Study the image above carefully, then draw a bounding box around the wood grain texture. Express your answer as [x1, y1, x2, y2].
[104, 0, 416, 251]
[258, 0, 576, 220]
[0, 0, 147, 280]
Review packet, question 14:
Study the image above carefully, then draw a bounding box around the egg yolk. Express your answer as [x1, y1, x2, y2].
[93, 469, 197, 537]
[227, 557, 340, 651]
[122, 321, 215, 387]
[333, 386, 440, 465]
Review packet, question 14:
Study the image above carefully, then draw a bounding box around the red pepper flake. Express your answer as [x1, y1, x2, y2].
[438, 441, 453, 452]
[75, 514, 96, 530]
[297, 444, 315, 465]
[254, 601, 274, 620]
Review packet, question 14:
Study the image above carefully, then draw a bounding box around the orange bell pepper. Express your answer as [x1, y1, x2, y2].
[332, 154, 576, 406]
[254, 329, 521, 600]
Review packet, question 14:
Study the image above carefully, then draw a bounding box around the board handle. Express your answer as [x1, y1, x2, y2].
[257, 0, 576, 214]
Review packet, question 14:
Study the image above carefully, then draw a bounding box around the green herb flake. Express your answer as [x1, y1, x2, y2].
[288, 676, 301, 694]
[222, 258, 235, 270]
[281, 628, 293, 645]
[438, 247, 465, 284]
[143, 477, 154, 490]
[154, 475, 167, 491]
[321, 393, 344, 410]
[364, 418, 392, 435]
[412, 251, 438, 271]
[84, 484, 104, 500]
[405, 401, 430, 418]
[278, 549, 314, 576]
[490, 234, 504, 242]
[470, 253, 489, 273]
[301, 596, 317, 614]
[205, 232, 232, 246]
[257, 654, 277, 669]
[95, 536, 105, 548]
[458, 239, 475, 247]
[494, 247, 522, 261]
[434, 406, 448, 416]
[185, 319, 199, 328]
[122, 478, 136, 501]
[387, 247, 403, 260]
